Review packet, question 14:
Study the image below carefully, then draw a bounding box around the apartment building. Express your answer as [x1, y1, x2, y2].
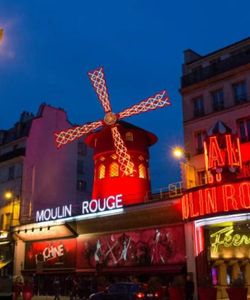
[0, 104, 93, 279]
[180, 38, 250, 298]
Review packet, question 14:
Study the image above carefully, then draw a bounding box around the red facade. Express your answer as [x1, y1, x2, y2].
[85, 121, 157, 205]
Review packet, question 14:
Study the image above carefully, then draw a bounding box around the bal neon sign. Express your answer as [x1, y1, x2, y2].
[204, 134, 242, 183]
[210, 226, 250, 254]
[36, 194, 123, 222]
[182, 181, 250, 220]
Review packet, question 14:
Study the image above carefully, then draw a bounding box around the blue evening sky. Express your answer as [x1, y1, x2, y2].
[0, 0, 250, 190]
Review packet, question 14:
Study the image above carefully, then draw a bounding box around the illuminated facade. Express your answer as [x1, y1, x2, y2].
[180, 37, 250, 298]
[13, 119, 185, 294]
[85, 121, 157, 205]
[0, 104, 93, 284]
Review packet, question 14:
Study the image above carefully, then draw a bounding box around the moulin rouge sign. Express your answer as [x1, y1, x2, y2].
[182, 134, 250, 220]
[36, 194, 123, 222]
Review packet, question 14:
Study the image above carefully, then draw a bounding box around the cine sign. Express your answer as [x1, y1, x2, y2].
[182, 181, 250, 220]
[36, 194, 123, 222]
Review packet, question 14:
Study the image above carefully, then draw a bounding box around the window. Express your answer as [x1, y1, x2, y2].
[8, 166, 15, 180]
[77, 160, 84, 175]
[5, 213, 12, 230]
[233, 81, 247, 104]
[237, 117, 250, 142]
[126, 132, 133, 141]
[109, 162, 119, 177]
[197, 171, 207, 186]
[77, 180, 87, 192]
[98, 164, 105, 179]
[212, 89, 224, 111]
[194, 130, 206, 154]
[139, 164, 146, 179]
[193, 97, 204, 117]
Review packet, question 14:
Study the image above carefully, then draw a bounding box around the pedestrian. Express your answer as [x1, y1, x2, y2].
[185, 274, 194, 300]
[70, 277, 79, 300]
[53, 277, 61, 300]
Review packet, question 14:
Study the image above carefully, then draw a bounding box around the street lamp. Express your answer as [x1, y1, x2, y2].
[172, 146, 196, 189]
[0, 28, 4, 45]
[172, 146, 185, 159]
[4, 191, 13, 200]
[3, 190, 20, 228]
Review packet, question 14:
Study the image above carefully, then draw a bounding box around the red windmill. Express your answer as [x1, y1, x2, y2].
[55, 67, 170, 175]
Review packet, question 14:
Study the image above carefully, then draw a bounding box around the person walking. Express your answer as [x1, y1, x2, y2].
[53, 277, 61, 300]
[185, 274, 194, 300]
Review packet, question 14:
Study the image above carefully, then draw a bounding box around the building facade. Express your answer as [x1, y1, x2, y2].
[180, 38, 250, 298]
[13, 121, 185, 298]
[0, 104, 93, 294]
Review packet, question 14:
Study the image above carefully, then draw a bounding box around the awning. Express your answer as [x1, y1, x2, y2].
[0, 260, 11, 269]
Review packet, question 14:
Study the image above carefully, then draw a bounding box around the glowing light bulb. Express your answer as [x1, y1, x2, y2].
[172, 147, 185, 159]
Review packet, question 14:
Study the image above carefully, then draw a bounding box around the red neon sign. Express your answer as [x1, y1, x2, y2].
[182, 181, 250, 220]
[204, 134, 242, 172]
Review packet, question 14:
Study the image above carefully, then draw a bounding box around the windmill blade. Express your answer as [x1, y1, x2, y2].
[88, 67, 112, 113]
[118, 90, 170, 120]
[55, 120, 102, 148]
[111, 125, 135, 176]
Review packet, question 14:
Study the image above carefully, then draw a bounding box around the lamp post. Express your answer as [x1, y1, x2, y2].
[0, 28, 4, 45]
[172, 146, 196, 190]
[3, 190, 18, 228]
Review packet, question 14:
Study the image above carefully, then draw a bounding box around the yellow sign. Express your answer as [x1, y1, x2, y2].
[210, 226, 250, 259]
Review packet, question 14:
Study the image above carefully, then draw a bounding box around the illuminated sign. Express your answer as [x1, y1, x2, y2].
[82, 194, 123, 214]
[36, 194, 123, 222]
[25, 239, 76, 269]
[204, 134, 242, 183]
[36, 205, 72, 222]
[0, 231, 8, 239]
[210, 226, 250, 259]
[182, 181, 250, 220]
[36, 243, 64, 263]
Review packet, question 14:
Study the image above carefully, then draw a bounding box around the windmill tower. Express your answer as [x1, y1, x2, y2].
[55, 67, 170, 205]
[85, 120, 157, 205]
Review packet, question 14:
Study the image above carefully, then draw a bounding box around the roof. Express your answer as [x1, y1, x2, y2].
[185, 36, 250, 65]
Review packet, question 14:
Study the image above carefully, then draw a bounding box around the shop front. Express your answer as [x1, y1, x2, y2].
[180, 131, 250, 299]
[14, 195, 186, 297]
[0, 231, 13, 298]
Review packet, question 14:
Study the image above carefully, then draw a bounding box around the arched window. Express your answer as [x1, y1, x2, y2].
[109, 162, 119, 177]
[98, 164, 105, 179]
[126, 131, 134, 141]
[139, 164, 146, 179]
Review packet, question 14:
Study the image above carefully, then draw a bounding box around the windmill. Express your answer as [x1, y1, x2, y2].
[55, 67, 170, 175]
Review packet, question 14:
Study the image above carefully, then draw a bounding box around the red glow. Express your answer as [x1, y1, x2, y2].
[207, 136, 224, 169]
[194, 226, 204, 256]
[181, 180, 250, 220]
[86, 123, 157, 206]
[204, 134, 242, 175]
[136, 292, 145, 299]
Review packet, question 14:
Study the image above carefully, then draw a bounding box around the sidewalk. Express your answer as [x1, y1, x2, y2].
[19, 297, 71, 300]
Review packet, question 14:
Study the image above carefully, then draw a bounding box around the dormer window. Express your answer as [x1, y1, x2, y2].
[139, 164, 146, 179]
[126, 132, 133, 141]
[98, 164, 105, 179]
[109, 162, 119, 177]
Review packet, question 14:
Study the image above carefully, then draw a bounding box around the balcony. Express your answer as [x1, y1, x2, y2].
[181, 50, 250, 88]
